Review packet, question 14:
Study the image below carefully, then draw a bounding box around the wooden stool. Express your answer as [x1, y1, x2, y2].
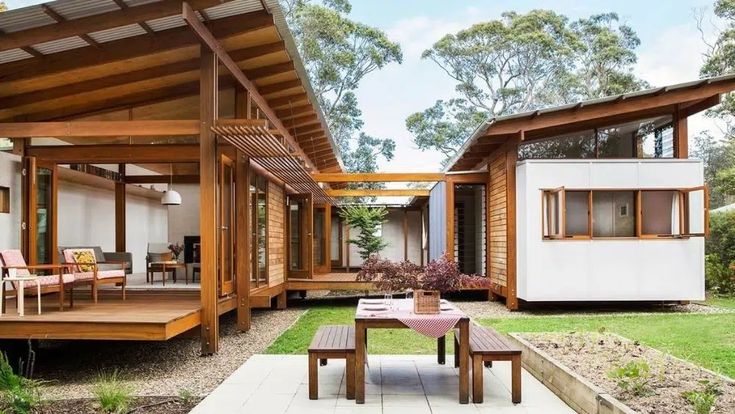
[454, 324, 522, 404]
[308, 325, 355, 400]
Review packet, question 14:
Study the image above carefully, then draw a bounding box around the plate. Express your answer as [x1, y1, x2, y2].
[363, 305, 388, 311]
[440, 306, 453, 311]
[362, 299, 384, 305]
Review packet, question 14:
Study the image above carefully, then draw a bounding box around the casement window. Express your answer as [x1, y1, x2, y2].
[542, 187, 708, 240]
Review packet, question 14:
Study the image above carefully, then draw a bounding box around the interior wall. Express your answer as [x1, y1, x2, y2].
[343, 208, 422, 267]
[0, 152, 22, 251]
[165, 183, 200, 279]
[58, 180, 168, 273]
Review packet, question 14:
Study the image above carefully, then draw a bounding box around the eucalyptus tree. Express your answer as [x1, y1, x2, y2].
[283, 0, 401, 174]
[407, 10, 647, 164]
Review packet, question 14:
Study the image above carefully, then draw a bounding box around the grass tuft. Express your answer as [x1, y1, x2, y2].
[92, 370, 132, 414]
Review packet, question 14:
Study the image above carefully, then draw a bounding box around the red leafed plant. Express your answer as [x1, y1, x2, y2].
[357, 253, 490, 293]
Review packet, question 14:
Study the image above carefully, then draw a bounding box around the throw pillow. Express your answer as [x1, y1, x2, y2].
[72, 249, 96, 272]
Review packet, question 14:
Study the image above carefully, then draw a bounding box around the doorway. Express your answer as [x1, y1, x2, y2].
[288, 193, 313, 279]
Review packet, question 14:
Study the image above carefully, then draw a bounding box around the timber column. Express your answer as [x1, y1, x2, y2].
[199, 45, 219, 354]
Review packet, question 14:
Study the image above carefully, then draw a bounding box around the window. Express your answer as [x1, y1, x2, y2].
[542, 187, 708, 240]
[250, 173, 268, 288]
[0, 186, 8, 214]
[519, 115, 674, 160]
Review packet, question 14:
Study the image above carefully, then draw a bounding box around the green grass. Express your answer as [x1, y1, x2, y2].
[705, 296, 735, 309]
[267, 300, 735, 379]
[479, 313, 735, 378]
[267, 303, 455, 355]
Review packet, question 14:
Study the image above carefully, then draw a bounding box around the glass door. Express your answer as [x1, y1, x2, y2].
[27, 159, 56, 265]
[313, 205, 330, 274]
[288, 193, 312, 279]
[218, 155, 235, 296]
[250, 174, 269, 288]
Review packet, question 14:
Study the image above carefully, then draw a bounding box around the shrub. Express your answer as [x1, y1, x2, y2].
[706, 211, 735, 295]
[607, 360, 652, 397]
[339, 205, 388, 260]
[0, 352, 42, 414]
[178, 388, 195, 405]
[682, 380, 722, 414]
[92, 370, 132, 414]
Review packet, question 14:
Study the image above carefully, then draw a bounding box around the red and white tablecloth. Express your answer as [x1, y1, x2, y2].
[356, 298, 464, 338]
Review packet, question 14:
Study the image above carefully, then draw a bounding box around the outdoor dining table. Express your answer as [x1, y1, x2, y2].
[354, 297, 470, 404]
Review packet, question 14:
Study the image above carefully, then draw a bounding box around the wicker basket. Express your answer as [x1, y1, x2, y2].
[413, 289, 440, 314]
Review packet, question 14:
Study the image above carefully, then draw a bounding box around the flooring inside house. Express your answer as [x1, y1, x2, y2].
[191, 354, 575, 414]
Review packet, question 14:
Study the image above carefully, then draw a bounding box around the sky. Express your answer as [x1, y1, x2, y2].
[3, 0, 729, 175]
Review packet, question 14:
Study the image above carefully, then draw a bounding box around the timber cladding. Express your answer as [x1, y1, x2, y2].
[268, 181, 286, 286]
[488, 152, 508, 289]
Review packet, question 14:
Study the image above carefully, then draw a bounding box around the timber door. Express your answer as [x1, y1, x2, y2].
[288, 193, 313, 279]
[218, 155, 235, 296]
[313, 205, 331, 274]
[24, 158, 57, 265]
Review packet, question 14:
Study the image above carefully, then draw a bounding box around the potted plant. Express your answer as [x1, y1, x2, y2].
[168, 242, 184, 261]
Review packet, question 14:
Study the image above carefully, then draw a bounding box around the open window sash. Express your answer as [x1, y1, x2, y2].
[679, 185, 709, 238]
[542, 187, 565, 239]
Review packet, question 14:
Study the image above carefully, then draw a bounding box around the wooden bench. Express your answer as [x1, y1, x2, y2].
[308, 325, 356, 400]
[454, 324, 521, 404]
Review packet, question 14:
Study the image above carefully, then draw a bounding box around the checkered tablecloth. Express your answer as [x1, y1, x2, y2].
[356, 298, 464, 338]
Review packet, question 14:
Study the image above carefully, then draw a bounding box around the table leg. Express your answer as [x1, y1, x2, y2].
[0, 281, 5, 315]
[18, 282, 24, 317]
[437, 335, 446, 365]
[36, 282, 41, 315]
[355, 321, 366, 404]
[458, 319, 469, 404]
[162, 265, 166, 287]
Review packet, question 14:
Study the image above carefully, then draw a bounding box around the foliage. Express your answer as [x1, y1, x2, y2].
[700, 0, 735, 127]
[607, 360, 653, 397]
[283, 0, 400, 176]
[691, 131, 735, 208]
[705, 211, 735, 295]
[177, 388, 195, 405]
[682, 380, 722, 414]
[357, 253, 490, 293]
[0, 353, 42, 414]
[339, 205, 388, 259]
[92, 371, 132, 414]
[0, 2, 5, 12]
[407, 10, 647, 164]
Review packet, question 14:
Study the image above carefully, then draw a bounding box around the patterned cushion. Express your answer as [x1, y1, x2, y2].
[69, 249, 97, 272]
[74, 270, 124, 281]
[0, 250, 31, 276]
[21, 274, 75, 288]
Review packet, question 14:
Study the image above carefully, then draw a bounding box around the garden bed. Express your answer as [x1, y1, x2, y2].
[37, 396, 200, 413]
[513, 332, 735, 414]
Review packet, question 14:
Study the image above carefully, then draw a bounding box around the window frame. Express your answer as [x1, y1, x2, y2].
[541, 186, 709, 241]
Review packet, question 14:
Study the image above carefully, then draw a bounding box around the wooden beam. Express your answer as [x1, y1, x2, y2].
[681, 94, 721, 118]
[268, 93, 309, 109]
[0, 0, 231, 52]
[675, 108, 689, 159]
[0, 121, 200, 137]
[0, 42, 285, 111]
[115, 164, 126, 252]
[182, 3, 317, 172]
[260, 79, 303, 96]
[246, 62, 295, 80]
[199, 45, 219, 355]
[125, 175, 199, 184]
[0, 11, 274, 82]
[326, 189, 430, 197]
[275, 105, 313, 119]
[505, 133, 521, 311]
[26, 144, 199, 164]
[313, 173, 445, 183]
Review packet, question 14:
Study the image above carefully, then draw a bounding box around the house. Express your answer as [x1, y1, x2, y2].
[433, 77, 732, 309]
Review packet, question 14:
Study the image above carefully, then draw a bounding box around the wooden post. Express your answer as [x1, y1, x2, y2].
[675, 108, 688, 159]
[24, 157, 38, 265]
[235, 155, 251, 331]
[199, 45, 219, 355]
[403, 209, 408, 261]
[49, 162, 58, 265]
[115, 164, 126, 252]
[445, 178, 454, 259]
[505, 133, 521, 311]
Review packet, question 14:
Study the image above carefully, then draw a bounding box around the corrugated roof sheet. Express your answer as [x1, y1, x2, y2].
[0, 48, 34, 64]
[0, 5, 56, 33]
[49, 0, 119, 20]
[204, 0, 263, 19]
[88, 23, 148, 43]
[144, 14, 186, 31]
[32, 35, 90, 54]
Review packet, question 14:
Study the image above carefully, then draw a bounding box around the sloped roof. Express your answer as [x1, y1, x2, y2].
[445, 73, 735, 171]
[0, 0, 343, 173]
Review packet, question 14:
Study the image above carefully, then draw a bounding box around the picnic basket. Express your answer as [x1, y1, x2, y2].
[413, 289, 440, 314]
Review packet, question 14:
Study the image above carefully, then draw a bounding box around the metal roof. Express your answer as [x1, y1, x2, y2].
[0, 0, 344, 172]
[444, 73, 735, 171]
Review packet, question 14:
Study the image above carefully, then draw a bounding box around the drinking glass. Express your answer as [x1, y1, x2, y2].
[383, 292, 393, 310]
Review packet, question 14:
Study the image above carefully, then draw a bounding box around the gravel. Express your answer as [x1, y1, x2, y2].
[521, 332, 735, 414]
[34, 308, 305, 400]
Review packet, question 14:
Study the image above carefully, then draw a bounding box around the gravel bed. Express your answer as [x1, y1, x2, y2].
[521, 332, 735, 414]
[39, 396, 200, 413]
[34, 308, 304, 400]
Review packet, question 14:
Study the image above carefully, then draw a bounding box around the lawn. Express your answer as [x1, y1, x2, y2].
[705, 296, 735, 309]
[267, 301, 735, 379]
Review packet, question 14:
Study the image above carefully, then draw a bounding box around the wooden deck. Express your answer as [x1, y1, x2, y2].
[0, 291, 235, 341]
[286, 273, 374, 291]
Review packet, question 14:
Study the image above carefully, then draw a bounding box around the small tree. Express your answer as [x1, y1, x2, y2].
[339, 205, 388, 260]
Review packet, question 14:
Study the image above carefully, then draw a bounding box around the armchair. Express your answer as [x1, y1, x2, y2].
[0, 249, 75, 311]
[62, 248, 126, 303]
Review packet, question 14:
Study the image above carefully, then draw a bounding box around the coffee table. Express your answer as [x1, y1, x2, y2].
[149, 261, 186, 286]
[1, 275, 41, 316]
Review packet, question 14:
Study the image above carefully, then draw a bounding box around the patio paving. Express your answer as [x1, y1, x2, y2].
[191, 354, 575, 413]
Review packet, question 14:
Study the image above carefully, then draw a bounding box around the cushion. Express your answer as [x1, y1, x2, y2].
[0, 250, 30, 276]
[69, 249, 97, 272]
[22, 274, 74, 288]
[74, 269, 124, 281]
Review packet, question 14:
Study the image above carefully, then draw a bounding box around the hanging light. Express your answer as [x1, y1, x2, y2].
[161, 164, 182, 206]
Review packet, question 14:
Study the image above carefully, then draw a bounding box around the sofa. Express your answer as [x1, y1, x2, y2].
[57, 246, 133, 274]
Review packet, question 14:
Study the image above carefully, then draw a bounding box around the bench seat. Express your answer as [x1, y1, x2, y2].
[454, 324, 522, 404]
[308, 325, 356, 400]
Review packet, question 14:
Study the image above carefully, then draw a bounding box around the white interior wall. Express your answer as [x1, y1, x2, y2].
[344, 208, 422, 267]
[516, 159, 705, 302]
[0, 152, 22, 251]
